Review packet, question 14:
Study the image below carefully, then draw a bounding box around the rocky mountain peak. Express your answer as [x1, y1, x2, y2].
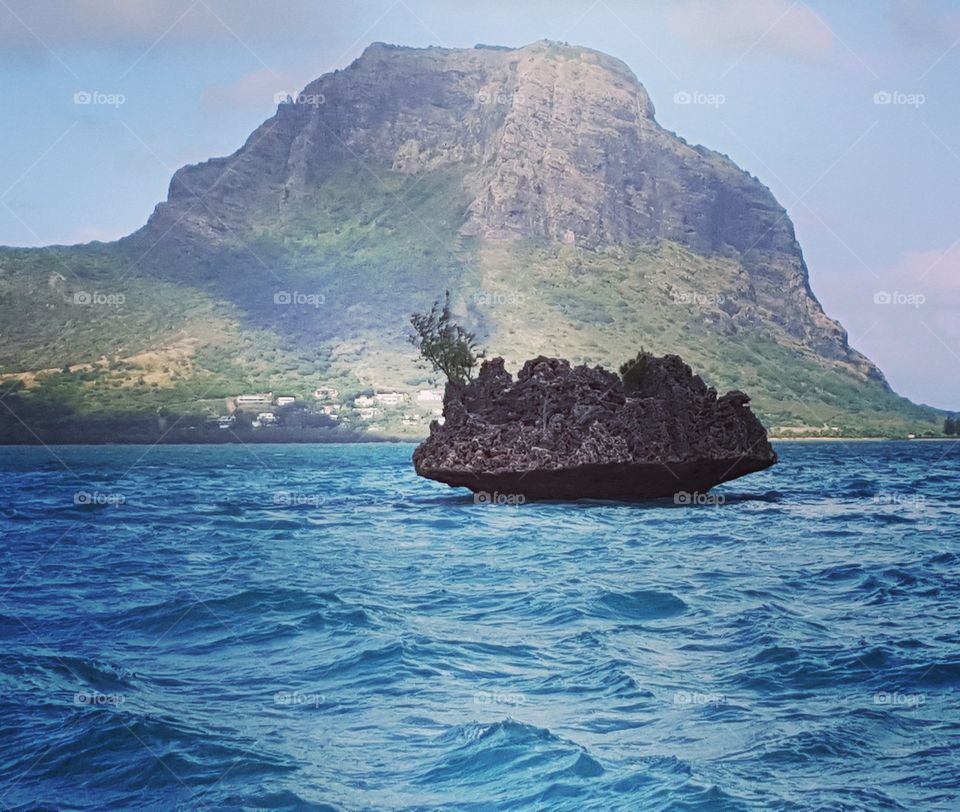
[140, 41, 867, 374]
[3, 43, 937, 440]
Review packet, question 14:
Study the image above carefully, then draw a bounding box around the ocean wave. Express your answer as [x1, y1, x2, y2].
[1, 442, 959, 809]
[594, 589, 688, 621]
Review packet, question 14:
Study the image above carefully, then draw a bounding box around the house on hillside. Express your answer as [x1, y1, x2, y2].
[416, 389, 444, 403]
[254, 412, 278, 427]
[374, 391, 405, 407]
[313, 387, 339, 400]
[276, 396, 296, 406]
[236, 393, 273, 405]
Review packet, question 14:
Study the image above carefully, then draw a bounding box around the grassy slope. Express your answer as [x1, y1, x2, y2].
[0, 163, 942, 438]
[0, 165, 474, 434]
[470, 240, 940, 436]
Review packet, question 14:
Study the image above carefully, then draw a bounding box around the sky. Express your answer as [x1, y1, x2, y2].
[0, 0, 958, 409]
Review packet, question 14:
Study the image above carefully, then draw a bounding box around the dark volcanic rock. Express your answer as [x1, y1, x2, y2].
[413, 354, 777, 500]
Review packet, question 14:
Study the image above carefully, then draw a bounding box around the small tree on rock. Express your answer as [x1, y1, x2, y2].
[410, 292, 484, 387]
[619, 348, 653, 394]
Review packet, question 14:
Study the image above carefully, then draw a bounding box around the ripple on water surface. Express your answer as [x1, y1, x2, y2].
[0, 441, 959, 810]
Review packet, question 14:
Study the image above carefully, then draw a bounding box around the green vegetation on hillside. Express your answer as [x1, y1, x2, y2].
[0, 164, 945, 441]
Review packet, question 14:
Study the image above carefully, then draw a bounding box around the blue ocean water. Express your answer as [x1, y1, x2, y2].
[1, 441, 959, 811]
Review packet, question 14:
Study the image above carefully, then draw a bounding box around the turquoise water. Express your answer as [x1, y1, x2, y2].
[1, 442, 958, 810]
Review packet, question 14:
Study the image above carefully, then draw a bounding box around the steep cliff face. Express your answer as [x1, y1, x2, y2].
[139, 41, 871, 376]
[3, 40, 933, 438]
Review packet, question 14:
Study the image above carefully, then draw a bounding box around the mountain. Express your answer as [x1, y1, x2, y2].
[0, 40, 941, 440]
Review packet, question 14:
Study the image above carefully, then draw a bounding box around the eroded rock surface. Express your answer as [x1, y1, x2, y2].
[413, 355, 777, 500]
[140, 41, 869, 371]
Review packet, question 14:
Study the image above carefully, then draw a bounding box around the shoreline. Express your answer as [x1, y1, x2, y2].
[771, 436, 955, 443]
[2, 436, 955, 447]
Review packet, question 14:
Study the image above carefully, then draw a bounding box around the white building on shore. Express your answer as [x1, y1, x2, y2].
[416, 389, 444, 403]
[252, 412, 278, 428]
[236, 392, 273, 405]
[374, 391, 405, 407]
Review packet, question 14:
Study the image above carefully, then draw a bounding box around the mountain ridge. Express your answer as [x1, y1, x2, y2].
[0, 40, 942, 440]
[133, 40, 875, 371]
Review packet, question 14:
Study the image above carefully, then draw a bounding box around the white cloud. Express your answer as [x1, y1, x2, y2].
[0, 0, 337, 50]
[888, 0, 960, 50]
[202, 68, 300, 110]
[819, 242, 960, 408]
[879, 242, 960, 300]
[824, 242, 960, 317]
[667, 0, 835, 63]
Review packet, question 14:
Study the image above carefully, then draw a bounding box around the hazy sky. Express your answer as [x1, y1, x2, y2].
[0, 0, 957, 409]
